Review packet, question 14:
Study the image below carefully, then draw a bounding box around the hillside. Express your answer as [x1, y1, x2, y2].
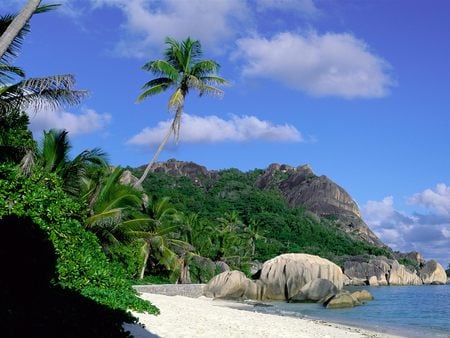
[131, 159, 391, 272]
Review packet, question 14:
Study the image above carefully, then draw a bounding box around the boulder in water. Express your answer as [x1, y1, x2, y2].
[325, 292, 360, 309]
[290, 278, 338, 304]
[419, 260, 447, 285]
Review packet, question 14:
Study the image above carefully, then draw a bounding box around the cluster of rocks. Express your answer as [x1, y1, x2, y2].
[203, 253, 374, 309]
[343, 256, 447, 286]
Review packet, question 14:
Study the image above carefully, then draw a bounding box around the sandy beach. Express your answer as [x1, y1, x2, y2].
[124, 293, 402, 338]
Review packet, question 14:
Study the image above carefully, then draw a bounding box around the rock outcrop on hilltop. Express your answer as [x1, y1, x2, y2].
[419, 260, 447, 285]
[140, 158, 215, 184]
[255, 163, 385, 247]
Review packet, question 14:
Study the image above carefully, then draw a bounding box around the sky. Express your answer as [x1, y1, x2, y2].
[3, 0, 450, 267]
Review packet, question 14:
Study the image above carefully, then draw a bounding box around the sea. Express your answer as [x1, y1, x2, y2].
[246, 285, 450, 337]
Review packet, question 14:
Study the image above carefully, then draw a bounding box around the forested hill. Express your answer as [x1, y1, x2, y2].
[131, 159, 391, 267]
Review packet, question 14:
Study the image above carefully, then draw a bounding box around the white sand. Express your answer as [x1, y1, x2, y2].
[124, 293, 402, 338]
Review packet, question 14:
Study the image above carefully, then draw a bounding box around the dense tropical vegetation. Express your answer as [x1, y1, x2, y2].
[0, 5, 157, 337]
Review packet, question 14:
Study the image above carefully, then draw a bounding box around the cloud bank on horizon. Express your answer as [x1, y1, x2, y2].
[127, 113, 302, 146]
[362, 184, 450, 265]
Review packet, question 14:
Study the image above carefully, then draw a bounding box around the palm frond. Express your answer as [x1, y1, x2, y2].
[0, 74, 88, 114]
[136, 82, 172, 103]
[0, 64, 25, 85]
[142, 60, 179, 81]
[190, 60, 220, 77]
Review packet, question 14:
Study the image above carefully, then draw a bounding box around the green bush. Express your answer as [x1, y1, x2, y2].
[0, 164, 158, 316]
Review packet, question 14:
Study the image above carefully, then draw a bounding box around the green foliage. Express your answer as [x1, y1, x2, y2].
[0, 164, 158, 316]
[398, 258, 419, 271]
[138, 168, 392, 267]
[133, 275, 171, 285]
[0, 108, 35, 163]
[446, 264, 450, 277]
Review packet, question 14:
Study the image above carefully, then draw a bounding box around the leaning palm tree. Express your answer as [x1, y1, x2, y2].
[134, 37, 228, 187]
[0, 5, 87, 121]
[0, 0, 41, 59]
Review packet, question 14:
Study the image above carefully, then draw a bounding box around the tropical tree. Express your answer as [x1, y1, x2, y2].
[0, 0, 41, 59]
[134, 37, 228, 186]
[0, 7, 88, 161]
[244, 219, 266, 257]
[24, 129, 107, 196]
[128, 196, 192, 280]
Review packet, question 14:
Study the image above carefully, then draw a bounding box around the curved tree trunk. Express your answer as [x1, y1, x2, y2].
[134, 103, 183, 187]
[0, 0, 41, 59]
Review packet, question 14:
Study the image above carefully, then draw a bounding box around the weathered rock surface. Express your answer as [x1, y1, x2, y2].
[290, 278, 338, 303]
[255, 163, 384, 247]
[202, 271, 257, 300]
[389, 261, 422, 285]
[343, 256, 422, 286]
[325, 292, 360, 309]
[351, 290, 374, 302]
[257, 253, 344, 300]
[142, 158, 215, 184]
[394, 251, 425, 268]
[419, 260, 447, 285]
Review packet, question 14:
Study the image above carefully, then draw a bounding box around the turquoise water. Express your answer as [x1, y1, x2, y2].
[252, 285, 450, 337]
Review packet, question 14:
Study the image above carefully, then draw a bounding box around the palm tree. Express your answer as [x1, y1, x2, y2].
[0, 0, 41, 59]
[84, 166, 144, 246]
[134, 37, 228, 187]
[0, 5, 87, 121]
[128, 196, 192, 280]
[26, 129, 107, 196]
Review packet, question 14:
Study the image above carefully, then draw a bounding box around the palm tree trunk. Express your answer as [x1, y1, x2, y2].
[139, 249, 150, 280]
[0, 0, 41, 59]
[134, 103, 183, 187]
[134, 124, 173, 188]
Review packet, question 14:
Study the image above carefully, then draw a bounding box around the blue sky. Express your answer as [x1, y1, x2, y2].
[4, 0, 450, 267]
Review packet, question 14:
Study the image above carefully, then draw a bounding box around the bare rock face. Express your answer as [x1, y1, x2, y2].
[343, 256, 423, 286]
[351, 290, 374, 301]
[394, 251, 425, 268]
[256, 163, 384, 247]
[343, 257, 390, 286]
[258, 253, 344, 301]
[325, 292, 360, 309]
[202, 271, 258, 300]
[389, 261, 422, 285]
[419, 260, 447, 285]
[142, 158, 214, 184]
[290, 278, 338, 304]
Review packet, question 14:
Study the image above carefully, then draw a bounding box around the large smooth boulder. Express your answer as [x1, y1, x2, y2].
[258, 253, 344, 300]
[203, 271, 259, 300]
[343, 256, 422, 286]
[325, 292, 360, 309]
[419, 260, 447, 285]
[290, 278, 338, 303]
[343, 257, 390, 286]
[351, 290, 374, 301]
[388, 261, 422, 285]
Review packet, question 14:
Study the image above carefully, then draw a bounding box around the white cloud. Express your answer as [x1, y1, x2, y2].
[408, 183, 450, 215]
[28, 108, 111, 137]
[235, 32, 394, 98]
[258, 0, 319, 16]
[127, 113, 302, 146]
[92, 0, 248, 57]
[361, 192, 450, 265]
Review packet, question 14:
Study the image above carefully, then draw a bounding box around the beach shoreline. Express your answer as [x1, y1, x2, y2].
[125, 293, 403, 338]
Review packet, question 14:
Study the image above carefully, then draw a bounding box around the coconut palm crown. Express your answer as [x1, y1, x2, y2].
[135, 37, 228, 186]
